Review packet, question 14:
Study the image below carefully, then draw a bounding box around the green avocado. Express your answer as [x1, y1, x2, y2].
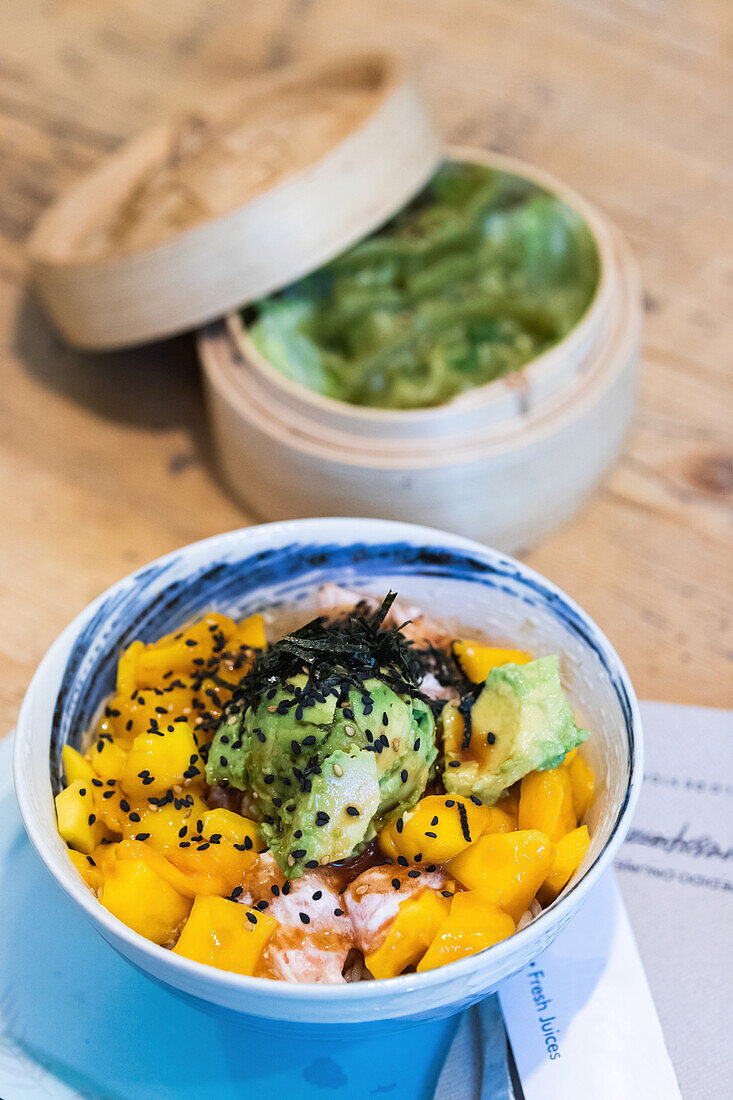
[206, 672, 436, 876]
[442, 655, 587, 804]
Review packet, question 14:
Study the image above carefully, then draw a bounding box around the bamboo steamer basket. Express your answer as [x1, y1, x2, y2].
[27, 52, 641, 551]
[199, 150, 641, 551]
[27, 53, 441, 349]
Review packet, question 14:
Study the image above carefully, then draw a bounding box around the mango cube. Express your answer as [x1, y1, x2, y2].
[199, 809, 263, 851]
[100, 857, 191, 943]
[173, 895, 278, 975]
[453, 640, 532, 684]
[365, 889, 451, 979]
[567, 755, 595, 821]
[62, 745, 96, 787]
[56, 779, 98, 854]
[226, 614, 266, 651]
[378, 794, 492, 864]
[538, 826, 590, 905]
[122, 721, 200, 798]
[129, 792, 209, 852]
[136, 613, 237, 685]
[68, 848, 103, 892]
[87, 735, 129, 782]
[518, 767, 576, 840]
[448, 830, 555, 920]
[116, 640, 145, 696]
[417, 892, 515, 971]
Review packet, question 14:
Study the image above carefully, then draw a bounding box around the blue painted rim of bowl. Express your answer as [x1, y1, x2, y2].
[18, 518, 643, 1001]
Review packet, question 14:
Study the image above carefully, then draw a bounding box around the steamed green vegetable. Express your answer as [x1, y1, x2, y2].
[245, 162, 599, 410]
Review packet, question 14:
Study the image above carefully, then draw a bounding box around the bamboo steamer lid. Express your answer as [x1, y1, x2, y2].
[27, 53, 442, 350]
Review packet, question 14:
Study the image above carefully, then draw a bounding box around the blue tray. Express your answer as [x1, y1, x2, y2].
[0, 735, 458, 1100]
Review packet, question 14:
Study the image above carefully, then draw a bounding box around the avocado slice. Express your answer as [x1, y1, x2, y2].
[442, 655, 587, 804]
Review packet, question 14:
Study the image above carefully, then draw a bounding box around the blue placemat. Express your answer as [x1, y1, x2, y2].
[0, 735, 461, 1100]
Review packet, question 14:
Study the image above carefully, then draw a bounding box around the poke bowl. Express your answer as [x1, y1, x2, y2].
[13, 518, 642, 1034]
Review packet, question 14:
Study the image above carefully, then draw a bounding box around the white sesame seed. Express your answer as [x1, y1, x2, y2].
[333, 763, 344, 777]
[227, 714, 238, 725]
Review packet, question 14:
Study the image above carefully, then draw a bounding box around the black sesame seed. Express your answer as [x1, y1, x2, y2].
[445, 799, 455, 808]
[414, 738, 421, 751]
[400, 769, 408, 783]
[397, 856, 408, 867]
[448, 760, 461, 767]
[392, 878, 401, 890]
[271, 884, 280, 897]
[197, 842, 210, 851]
[441, 890, 453, 898]
[312, 890, 322, 900]
[219, 755, 228, 767]
[120, 799, 130, 812]
[457, 802, 471, 843]
[425, 831, 438, 839]
[294, 829, 303, 839]
[334, 908, 344, 917]
[87, 813, 96, 824]
[282, 882, 291, 895]
[305, 860, 318, 869]
[264, 774, 275, 785]
[178, 826, 188, 837]
[129, 812, 141, 823]
[315, 812, 330, 826]
[292, 849, 306, 859]
[396, 819, 404, 833]
[346, 806, 360, 817]
[470, 795, 483, 806]
[407, 869, 420, 879]
[299, 912, 310, 925]
[91, 778, 103, 787]
[382, 712, 389, 726]
[246, 912, 258, 925]
[134, 832, 151, 840]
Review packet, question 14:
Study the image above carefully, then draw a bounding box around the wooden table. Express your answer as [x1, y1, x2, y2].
[1, 0, 731, 737]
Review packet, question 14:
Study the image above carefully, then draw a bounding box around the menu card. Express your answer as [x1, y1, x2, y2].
[439, 702, 732, 1099]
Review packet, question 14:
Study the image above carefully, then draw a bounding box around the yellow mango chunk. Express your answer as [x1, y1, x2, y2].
[87, 735, 129, 782]
[111, 687, 197, 743]
[377, 795, 492, 864]
[115, 838, 199, 898]
[518, 767, 576, 841]
[538, 826, 590, 906]
[122, 721, 200, 798]
[567, 756, 595, 821]
[226, 614, 266, 651]
[199, 809, 264, 851]
[135, 613, 237, 686]
[173, 895, 278, 975]
[91, 841, 119, 875]
[365, 889, 451, 979]
[129, 792, 209, 852]
[116, 640, 145, 696]
[563, 747, 579, 766]
[166, 814, 259, 896]
[62, 744, 96, 787]
[453, 640, 532, 684]
[481, 805, 517, 833]
[448, 830, 555, 920]
[68, 848, 103, 892]
[100, 857, 192, 943]
[56, 780, 98, 854]
[417, 892, 515, 971]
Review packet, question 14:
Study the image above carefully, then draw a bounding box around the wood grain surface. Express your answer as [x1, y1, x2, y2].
[1, 0, 731, 737]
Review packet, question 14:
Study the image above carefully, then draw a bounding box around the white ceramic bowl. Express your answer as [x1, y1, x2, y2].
[14, 519, 642, 1035]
